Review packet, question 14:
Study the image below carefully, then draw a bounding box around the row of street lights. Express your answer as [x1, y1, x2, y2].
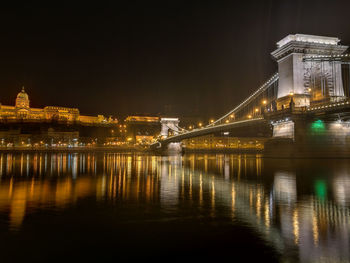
[186, 99, 269, 130]
[188, 120, 211, 130]
[246, 99, 268, 119]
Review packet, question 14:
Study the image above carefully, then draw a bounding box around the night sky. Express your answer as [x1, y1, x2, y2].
[1, 0, 350, 120]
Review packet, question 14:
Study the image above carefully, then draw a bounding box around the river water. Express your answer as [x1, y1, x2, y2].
[0, 152, 349, 262]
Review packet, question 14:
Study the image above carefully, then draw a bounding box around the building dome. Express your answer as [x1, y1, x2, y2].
[17, 87, 29, 100]
[15, 87, 30, 108]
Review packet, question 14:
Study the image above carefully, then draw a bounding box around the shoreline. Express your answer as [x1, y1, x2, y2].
[0, 147, 148, 153]
[1, 147, 350, 159]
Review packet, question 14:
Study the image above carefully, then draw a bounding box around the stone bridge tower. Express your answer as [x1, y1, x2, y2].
[271, 34, 348, 110]
[159, 118, 181, 153]
[160, 118, 180, 138]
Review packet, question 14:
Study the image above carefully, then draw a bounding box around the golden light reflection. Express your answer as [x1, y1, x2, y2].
[9, 188, 26, 230]
[211, 176, 215, 216]
[181, 170, 185, 199]
[0, 154, 3, 177]
[237, 156, 241, 180]
[249, 189, 253, 210]
[199, 173, 203, 206]
[231, 184, 236, 218]
[256, 191, 261, 219]
[189, 172, 193, 200]
[256, 156, 261, 176]
[293, 208, 299, 245]
[312, 212, 319, 246]
[264, 200, 270, 227]
[20, 154, 23, 176]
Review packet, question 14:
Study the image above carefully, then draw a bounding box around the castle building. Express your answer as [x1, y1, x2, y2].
[0, 87, 117, 125]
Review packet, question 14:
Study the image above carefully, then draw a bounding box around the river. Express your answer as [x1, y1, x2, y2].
[0, 152, 349, 262]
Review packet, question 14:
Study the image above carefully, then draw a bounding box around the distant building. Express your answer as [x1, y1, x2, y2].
[124, 116, 159, 123]
[0, 88, 118, 147]
[124, 115, 160, 144]
[183, 134, 266, 151]
[0, 87, 117, 125]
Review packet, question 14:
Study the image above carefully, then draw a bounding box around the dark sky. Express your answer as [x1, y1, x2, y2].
[1, 0, 350, 120]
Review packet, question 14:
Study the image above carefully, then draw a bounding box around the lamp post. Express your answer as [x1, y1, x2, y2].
[255, 108, 259, 116]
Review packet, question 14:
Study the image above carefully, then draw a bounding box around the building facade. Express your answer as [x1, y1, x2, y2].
[0, 87, 117, 125]
[124, 115, 160, 144]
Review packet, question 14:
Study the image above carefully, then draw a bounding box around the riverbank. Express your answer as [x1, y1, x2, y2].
[183, 148, 263, 154]
[0, 146, 149, 153]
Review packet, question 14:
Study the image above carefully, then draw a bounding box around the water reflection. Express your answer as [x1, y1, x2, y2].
[0, 152, 349, 262]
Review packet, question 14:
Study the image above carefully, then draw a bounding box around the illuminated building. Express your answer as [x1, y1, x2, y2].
[0, 88, 118, 146]
[124, 115, 160, 144]
[124, 116, 159, 123]
[183, 134, 266, 151]
[0, 87, 117, 125]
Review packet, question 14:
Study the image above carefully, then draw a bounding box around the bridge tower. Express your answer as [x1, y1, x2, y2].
[160, 118, 180, 138]
[269, 34, 349, 141]
[159, 118, 182, 153]
[271, 34, 348, 110]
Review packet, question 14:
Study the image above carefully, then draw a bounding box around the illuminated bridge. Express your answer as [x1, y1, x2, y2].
[152, 34, 350, 156]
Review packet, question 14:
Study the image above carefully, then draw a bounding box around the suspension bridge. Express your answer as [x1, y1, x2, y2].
[151, 34, 350, 156]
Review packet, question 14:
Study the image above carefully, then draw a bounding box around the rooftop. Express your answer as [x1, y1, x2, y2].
[277, 34, 340, 48]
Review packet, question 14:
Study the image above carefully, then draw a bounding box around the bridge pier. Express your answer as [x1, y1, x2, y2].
[266, 110, 350, 157]
[150, 141, 183, 154]
[167, 142, 182, 154]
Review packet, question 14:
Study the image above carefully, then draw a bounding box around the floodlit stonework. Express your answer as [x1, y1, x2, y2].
[271, 34, 348, 109]
[0, 87, 117, 125]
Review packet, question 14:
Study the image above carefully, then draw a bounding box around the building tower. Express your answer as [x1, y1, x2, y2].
[15, 87, 30, 119]
[15, 87, 30, 109]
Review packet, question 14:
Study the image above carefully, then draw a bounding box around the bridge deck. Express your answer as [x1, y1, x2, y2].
[153, 117, 266, 147]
